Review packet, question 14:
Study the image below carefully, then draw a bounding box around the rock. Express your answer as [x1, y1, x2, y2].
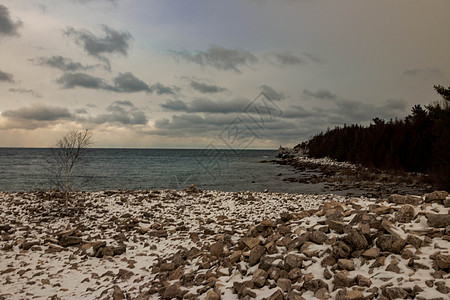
[344, 229, 368, 251]
[229, 250, 242, 264]
[337, 259, 355, 271]
[362, 248, 380, 259]
[395, 205, 416, 223]
[240, 237, 261, 249]
[309, 231, 328, 244]
[406, 234, 422, 249]
[356, 274, 371, 287]
[376, 234, 405, 253]
[444, 198, 450, 207]
[277, 278, 292, 292]
[289, 268, 302, 281]
[162, 283, 183, 299]
[435, 281, 449, 294]
[303, 279, 329, 293]
[113, 244, 126, 256]
[314, 287, 330, 300]
[149, 230, 168, 238]
[287, 290, 305, 300]
[434, 254, 450, 269]
[102, 246, 114, 257]
[112, 285, 125, 300]
[266, 289, 284, 300]
[328, 220, 346, 233]
[382, 287, 408, 299]
[205, 290, 220, 300]
[252, 269, 268, 288]
[388, 194, 421, 205]
[370, 256, 386, 268]
[424, 191, 449, 203]
[385, 262, 401, 273]
[336, 289, 364, 300]
[284, 254, 303, 271]
[249, 245, 265, 266]
[426, 214, 450, 228]
[0, 224, 12, 232]
[280, 212, 293, 222]
[209, 241, 224, 258]
[332, 241, 353, 258]
[22, 241, 40, 250]
[59, 236, 82, 247]
[333, 272, 355, 290]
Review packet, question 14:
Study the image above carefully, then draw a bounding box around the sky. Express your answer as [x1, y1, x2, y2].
[1, 0, 449, 149]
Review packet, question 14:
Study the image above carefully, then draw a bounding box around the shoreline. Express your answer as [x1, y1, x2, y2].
[1, 189, 449, 299]
[262, 154, 437, 198]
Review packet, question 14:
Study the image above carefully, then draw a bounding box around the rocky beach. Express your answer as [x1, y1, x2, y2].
[1, 187, 449, 300]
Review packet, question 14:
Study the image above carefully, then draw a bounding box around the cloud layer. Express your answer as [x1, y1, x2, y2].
[0, 4, 22, 37]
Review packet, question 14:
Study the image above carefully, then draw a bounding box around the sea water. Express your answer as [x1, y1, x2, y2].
[0, 148, 325, 193]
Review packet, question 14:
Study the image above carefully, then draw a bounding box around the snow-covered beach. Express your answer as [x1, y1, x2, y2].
[1, 189, 449, 300]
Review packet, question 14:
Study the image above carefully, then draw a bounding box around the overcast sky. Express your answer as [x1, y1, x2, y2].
[1, 0, 449, 148]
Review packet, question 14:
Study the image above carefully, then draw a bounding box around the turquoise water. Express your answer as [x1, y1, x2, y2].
[0, 148, 317, 193]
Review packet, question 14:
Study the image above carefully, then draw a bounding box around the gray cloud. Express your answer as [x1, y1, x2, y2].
[56, 72, 177, 95]
[90, 100, 147, 125]
[56, 72, 110, 90]
[190, 80, 227, 94]
[161, 97, 249, 114]
[150, 82, 178, 95]
[402, 67, 443, 78]
[259, 85, 285, 101]
[269, 51, 303, 66]
[30, 55, 103, 72]
[172, 45, 257, 73]
[160, 99, 189, 111]
[8, 88, 42, 98]
[302, 52, 324, 63]
[1, 103, 72, 121]
[64, 25, 132, 67]
[0, 69, 14, 82]
[0, 4, 22, 37]
[113, 72, 151, 93]
[302, 88, 337, 100]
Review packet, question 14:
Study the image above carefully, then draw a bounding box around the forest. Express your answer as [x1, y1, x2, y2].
[296, 85, 450, 190]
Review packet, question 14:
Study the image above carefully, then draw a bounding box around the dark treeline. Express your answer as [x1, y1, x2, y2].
[297, 85, 450, 190]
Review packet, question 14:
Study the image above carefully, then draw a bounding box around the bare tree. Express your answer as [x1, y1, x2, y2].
[48, 130, 93, 207]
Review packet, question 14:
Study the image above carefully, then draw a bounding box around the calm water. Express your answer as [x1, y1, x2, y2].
[0, 148, 326, 193]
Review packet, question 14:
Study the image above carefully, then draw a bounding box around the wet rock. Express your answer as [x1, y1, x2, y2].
[376, 234, 405, 253]
[426, 214, 450, 228]
[395, 205, 416, 223]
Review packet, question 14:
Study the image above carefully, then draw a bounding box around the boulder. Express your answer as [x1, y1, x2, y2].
[252, 269, 268, 288]
[426, 214, 450, 228]
[424, 191, 449, 203]
[376, 234, 405, 253]
[59, 236, 82, 247]
[395, 205, 416, 223]
[249, 245, 265, 266]
[344, 229, 368, 251]
[209, 241, 224, 258]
